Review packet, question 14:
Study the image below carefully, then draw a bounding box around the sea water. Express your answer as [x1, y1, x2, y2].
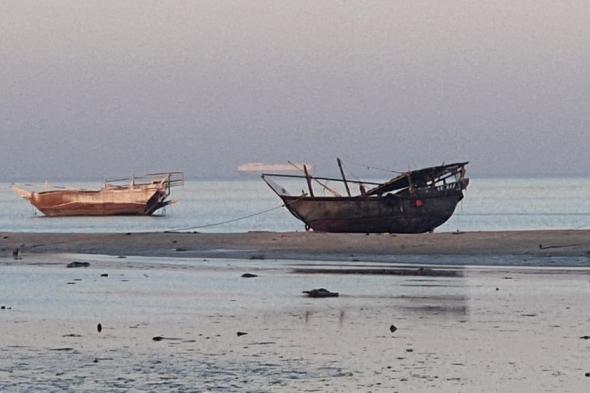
[1, 177, 590, 233]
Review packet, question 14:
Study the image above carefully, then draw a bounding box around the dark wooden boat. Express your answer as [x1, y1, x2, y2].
[12, 172, 184, 217]
[262, 160, 468, 234]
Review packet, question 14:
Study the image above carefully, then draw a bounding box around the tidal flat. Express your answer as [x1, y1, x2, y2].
[2, 252, 590, 392]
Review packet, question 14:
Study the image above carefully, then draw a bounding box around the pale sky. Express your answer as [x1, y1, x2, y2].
[1, 1, 589, 180]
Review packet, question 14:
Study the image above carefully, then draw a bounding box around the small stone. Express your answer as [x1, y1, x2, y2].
[241, 273, 258, 278]
[100, 273, 108, 277]
[67, 261, 90, 268]
[237, 331, 248, 337]
[585, 372, 590, 377]
[97, 323, 102, 333]
[152, 336, 164, 341]
[389, 324, 397, 333]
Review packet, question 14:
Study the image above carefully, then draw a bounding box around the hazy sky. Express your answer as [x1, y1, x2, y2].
[1, 1, 589, 180]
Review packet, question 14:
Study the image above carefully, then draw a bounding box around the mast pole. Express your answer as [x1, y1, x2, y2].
[337, 158, 351, 197]
[303, 164, 314, 197]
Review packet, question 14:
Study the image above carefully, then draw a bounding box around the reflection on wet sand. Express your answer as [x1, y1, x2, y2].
[2, 254, 590, 392]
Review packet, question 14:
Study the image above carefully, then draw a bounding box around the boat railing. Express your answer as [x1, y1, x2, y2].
[418, 180, 464, 194]
[104, 172, 184, 188]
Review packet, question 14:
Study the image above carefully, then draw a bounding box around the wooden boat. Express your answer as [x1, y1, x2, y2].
[12, 172, 184, 217]
[262, 159, 468, 234]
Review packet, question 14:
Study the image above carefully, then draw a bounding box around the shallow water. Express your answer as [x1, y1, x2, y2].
[1, 255, 589, 392]
[2, 177, 590, 233]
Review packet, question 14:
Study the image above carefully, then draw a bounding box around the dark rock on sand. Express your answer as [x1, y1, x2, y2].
[580, 335, 590, 340]
[175, 247, 188, 252]
[100, 273, 109, 277]
[152, 336, 164, 341]
[303, 288, 339, 298]
[390, 324, 398, 333]
[97, 323, 102, 333]
[237, 331, 248, 337]
[249, 254, 265, 260]
[241, 273, 258, 278]
[67, 261, 90, 268]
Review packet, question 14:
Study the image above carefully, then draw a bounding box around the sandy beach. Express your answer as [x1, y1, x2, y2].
[1, 230, 590, 392]
[2, 229, 590, 263]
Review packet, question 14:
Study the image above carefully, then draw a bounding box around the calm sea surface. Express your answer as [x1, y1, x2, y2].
[1, 177, 590, 233]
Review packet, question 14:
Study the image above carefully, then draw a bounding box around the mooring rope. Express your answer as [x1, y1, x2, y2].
[165, 203, 287, 232]
[164, 193, 313, 232]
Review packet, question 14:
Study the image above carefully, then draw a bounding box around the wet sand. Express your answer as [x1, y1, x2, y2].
[2, 253, 590, 392]
[2, 229, 590, 263]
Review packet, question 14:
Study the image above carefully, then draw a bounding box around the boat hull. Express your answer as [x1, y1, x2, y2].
[281, 190, 464, 233]
[27, 187, 168, 217]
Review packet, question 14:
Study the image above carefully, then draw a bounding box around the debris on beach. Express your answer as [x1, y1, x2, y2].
[303, 288, 339, 298]
[580, 335, 590, 340]
[1, 305, 12, 310]
[67, 261, 90, 268]
[100, 273, 109, 277]
[97, 323, 102, 333]
[237, 331, 248, 337]
[152, 336, 182, 342]
[390, 324, 398, 333]
[241, 273, 258, 278]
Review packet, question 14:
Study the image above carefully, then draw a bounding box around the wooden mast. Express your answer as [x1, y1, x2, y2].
[303, 164, 314, 197]
[336, 158, 351, 197]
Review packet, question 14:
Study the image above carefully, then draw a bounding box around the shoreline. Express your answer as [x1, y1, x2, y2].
[2, 229, 590, 265]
